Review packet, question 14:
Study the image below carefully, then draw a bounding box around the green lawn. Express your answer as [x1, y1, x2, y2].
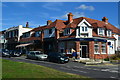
[1, 59, 93, 80]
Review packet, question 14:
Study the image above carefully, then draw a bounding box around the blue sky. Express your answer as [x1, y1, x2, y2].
[1, 2, 119, 31]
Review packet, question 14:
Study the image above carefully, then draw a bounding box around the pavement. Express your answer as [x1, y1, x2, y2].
[1, 56, 120, 80]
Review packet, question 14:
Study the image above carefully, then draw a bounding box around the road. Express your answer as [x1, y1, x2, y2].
[2, 56, 119, 80]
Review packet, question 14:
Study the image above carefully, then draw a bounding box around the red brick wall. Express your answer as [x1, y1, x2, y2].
[75, 41, 80, 58]
[89, 41, 94, 59]
[93, 54, 108, 59]
[75, 41, 80, 52]
[91, 42, 109, 59]
[41, 30, 44, 41]
[55, 29, 60, 39]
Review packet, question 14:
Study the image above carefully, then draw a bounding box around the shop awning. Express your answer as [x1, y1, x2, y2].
[16, 43, 33, 48]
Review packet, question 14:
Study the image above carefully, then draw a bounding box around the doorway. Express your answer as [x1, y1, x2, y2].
[80, 45, 88, 58]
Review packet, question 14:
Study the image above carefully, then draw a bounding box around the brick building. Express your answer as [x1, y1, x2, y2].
[19, 13, 120, 59]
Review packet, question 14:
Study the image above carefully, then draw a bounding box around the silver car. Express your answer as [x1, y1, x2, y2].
[26, 51, 48, 60]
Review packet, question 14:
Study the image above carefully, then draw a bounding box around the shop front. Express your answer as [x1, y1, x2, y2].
[58, 38, 108, 59]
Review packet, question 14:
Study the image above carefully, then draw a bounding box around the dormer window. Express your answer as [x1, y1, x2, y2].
[81, 27, 88, 32]
[64, 28, 71, 35]
[35, 31, 41, 37]
[98, 28, 104, 36]
[107, 30, 112, 37]
[49, 29, 52, 34]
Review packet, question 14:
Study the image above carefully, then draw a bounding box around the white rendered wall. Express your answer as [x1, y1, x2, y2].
[107, 39, 115, 54]
[18, 25, 32, 41]
[76, 20, 92, 38]
[113, 34, 119, 51]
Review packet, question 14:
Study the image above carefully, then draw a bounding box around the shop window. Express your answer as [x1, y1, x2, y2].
[94, 42, 99, 54]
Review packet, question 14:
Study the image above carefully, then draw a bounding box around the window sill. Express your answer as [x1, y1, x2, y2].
[94, 53, 100, 54]
[101, 53, 106, 54]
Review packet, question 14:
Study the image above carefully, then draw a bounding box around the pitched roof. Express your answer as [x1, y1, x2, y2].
[31, 25, 47, 31]
[82, 17, 120, 34]
[42, 19, 66, 30]
[28, 16, 120, 34]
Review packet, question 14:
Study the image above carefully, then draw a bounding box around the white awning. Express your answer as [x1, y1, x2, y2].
[16, 43, 33, 48]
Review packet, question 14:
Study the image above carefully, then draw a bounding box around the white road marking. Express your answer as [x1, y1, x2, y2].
[93, 69, 99, 71]
[110, 76, 116, 78]
[71, 69, 88, 73]
[109, 70, 118, 73]
[101, 69, 109, 71]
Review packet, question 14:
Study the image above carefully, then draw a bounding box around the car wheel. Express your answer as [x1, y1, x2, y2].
[26, 56, 29, 59]
[36, 57, 39, 60]
[47, 58, 50, 62]
[58, 60, 61, 64]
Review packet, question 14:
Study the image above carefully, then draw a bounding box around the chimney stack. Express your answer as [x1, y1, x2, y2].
[102, 17, 108, 23]
[26, 22, 29, 27]
[47, 20, 52, 25]
[68, 12, 73, 23]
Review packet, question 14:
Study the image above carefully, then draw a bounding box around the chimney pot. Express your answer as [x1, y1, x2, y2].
[47, 20, 52, 25]
[102, 17, 108, 23]
[68, 12, 73, 23]
[26, 22, 29, 27]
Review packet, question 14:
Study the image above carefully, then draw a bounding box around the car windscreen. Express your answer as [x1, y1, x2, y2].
[35, 52, 42, 55]
[3, 49, 8, 52]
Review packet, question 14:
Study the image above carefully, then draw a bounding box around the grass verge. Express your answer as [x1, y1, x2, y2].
[2, 59, 93, 80]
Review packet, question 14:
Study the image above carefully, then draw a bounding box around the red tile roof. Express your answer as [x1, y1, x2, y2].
[29, 17, 120, 34]
[31, 25, 47, 31]
[20, 15, 120, 42]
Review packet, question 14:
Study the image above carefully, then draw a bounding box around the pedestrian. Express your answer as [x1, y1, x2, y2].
[72, 49, 77, 61]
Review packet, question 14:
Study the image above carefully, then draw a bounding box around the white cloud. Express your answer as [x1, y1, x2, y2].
[50, 12, 85, 20]
[73, 12, 85, 18]
[42, 2, 63, 11]
[76, 4, 95, 11]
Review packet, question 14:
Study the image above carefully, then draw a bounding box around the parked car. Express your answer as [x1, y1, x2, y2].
[1, 49, 11, 57]
[47, 52, 69, 63]
[8, 50, 21, 57]
[26, 51, 48, 60]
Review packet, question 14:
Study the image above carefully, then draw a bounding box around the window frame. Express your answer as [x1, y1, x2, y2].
[98, 28, 104, 36]
[35, 31, 41, 37]
[49, 29, 52, 34]
[64, 28, 71, 35]
[101, 42, 106, 54]
[107, 30, 112, 37]
[94, 42, 100, 54]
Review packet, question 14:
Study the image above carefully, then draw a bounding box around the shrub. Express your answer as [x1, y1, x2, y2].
[110, 53, 120, 60]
